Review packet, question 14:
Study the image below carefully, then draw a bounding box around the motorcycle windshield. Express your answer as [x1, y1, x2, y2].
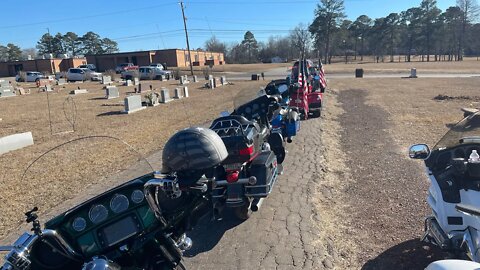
[233, 88, 267, 111]
[19, 136, 154, 221]
[434, 112, 480, 150]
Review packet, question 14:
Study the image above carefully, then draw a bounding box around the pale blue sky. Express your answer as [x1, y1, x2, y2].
[0, 0, 456, 52]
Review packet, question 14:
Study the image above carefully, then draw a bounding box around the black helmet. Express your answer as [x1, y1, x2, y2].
[162, 127, 228, 173]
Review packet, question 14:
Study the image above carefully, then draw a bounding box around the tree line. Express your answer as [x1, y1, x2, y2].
[0, 31, 119, 62]
[206, 0, 479, 64]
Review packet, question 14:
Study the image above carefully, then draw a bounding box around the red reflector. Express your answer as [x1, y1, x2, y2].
[226, 171, 239, 183]
[239, 145, 254, 156]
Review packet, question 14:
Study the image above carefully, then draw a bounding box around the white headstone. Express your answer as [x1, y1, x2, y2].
[0, 80, 9, 88]
[160, 88, 171, 103]
[209, 78, 215, 89]
[102, 75, 112, 85]
[193, 75, 198, 82]
[221, 76, 227, 85]
[0, 87, 15, 98]
[123, 95, 146, 114]
[125, 80, 133, 86]
[183, 86, 189, 98]
[0, 132, 34, 155]
[134, 77, 139, 86]
[106, 86, 119, 99]
[70, 89, 88, 95]
[174, 88, 183, 99]
[44, 85, 52, 92]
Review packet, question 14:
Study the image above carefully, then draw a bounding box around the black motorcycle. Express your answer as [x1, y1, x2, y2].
[208, 89, 283, 220]
[0, 130, 228, 270]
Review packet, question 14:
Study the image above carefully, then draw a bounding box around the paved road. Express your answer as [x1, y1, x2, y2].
[183, 115, 326, 270]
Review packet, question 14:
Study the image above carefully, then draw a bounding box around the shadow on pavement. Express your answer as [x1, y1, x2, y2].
[184, 210, 245, 257]
[361, 239, 446, 270]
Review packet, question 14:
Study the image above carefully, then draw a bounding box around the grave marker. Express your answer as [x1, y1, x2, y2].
[123, 95, 146, 114]
[183, 86, 189, 98]
[221, 76, 227, 85]
[160, 88, 171, 103]
[125, 80, 133, 86]
[70, 89, 88, 95]
[134, 77, 139, 86]
[102, 75, 112, 85]
[193, 75, 198, 82]
[106, 86, 119, 99]
[208, 78, 215, 89]
[0, 87, 15, 98]
[57, 78, 67, 85]
[174, 88, 183, 99]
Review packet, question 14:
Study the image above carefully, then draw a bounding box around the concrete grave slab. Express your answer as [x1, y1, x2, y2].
[123, 95, 146, 114]
[57, 78, 67, 85]
[0, 132, 34, 156]
[134, 78, 139, 86]
[0, 87, 16, 98]
[183, 86, 189, 98]
[125, 80, 133, 86]
[106, 86, 119, 99]
[193, 75, 198, 82]
[102, 75, 112, 85]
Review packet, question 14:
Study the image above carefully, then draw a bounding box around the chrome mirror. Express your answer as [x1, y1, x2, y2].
[409, 144, 430, 160]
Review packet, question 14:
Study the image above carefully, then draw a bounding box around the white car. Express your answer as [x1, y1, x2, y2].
[15, 72, 45, 82]
[66, 68, 102, 82]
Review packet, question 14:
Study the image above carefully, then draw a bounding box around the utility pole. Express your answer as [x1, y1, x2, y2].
[179, 1, 194, 76]
[47, 28, 56, 74]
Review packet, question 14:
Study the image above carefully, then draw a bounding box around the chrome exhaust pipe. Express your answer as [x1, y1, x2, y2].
[250, 198, 264, 212]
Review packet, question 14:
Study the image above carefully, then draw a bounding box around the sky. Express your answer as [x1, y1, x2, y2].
[1, 0, 456, 53]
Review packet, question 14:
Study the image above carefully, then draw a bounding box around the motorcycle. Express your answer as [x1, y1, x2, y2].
[0, 130, 228, 269]
[209, 89, 282, 220]
[287, 59, 323, 119]
[265, 79, 301, 143]
[410, 108, 480, 265]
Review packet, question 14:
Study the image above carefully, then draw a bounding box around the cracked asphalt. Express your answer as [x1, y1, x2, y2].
[183, 115, 328, 270]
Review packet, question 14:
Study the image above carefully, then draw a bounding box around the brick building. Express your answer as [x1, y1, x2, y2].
[0, 58, 86, 77]
[86, 49, 225, 71]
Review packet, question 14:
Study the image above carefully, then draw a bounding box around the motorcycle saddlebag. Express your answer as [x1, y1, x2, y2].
[245, 151, 278, 197]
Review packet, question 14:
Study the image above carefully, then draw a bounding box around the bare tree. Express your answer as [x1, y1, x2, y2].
[290, 24, 312, 59]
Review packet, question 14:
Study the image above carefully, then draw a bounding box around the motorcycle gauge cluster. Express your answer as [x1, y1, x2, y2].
[131, 189, 144, 204]
[110, 194, 129, 213]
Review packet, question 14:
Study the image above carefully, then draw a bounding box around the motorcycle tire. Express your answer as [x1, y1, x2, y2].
[234, 203, 251, 220]
[311, 110, 321, 118]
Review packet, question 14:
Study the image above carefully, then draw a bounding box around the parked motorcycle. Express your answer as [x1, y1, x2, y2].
[0, 131, 228, 270]
[209, 89, 282, 220]
[265, 79, 301, 143]
[410, 108, 480, 264]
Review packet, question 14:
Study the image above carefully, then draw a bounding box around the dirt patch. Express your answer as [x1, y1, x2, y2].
[433, 94, 480, 101]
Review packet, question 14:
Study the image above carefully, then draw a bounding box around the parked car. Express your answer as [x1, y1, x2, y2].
[149, 63, 166, 69]
[77, 64, 97, 71]
[66, 68, 102, 82]
[121, 66, 171, 80]
[15, 71, 45, 82]
[115, 63, 138, 74]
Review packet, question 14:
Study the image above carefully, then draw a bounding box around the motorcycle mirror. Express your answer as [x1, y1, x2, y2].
[409, 144, 430, 160]
[456, 203, 480, 218]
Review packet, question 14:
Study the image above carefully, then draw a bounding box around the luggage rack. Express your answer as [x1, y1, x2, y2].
[210, 119, 250, 138]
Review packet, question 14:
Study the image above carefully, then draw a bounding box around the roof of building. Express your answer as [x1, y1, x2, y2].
[85, 48, 224, 57]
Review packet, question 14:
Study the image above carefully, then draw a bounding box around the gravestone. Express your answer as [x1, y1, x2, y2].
[174, 88, 183, 99]
[70, 89, 88, 95]
[137, 83, 142, 93]
[208, 78, 215, 89]
[134, 78, 139, 86]
[180, 76, 189, 85]
[0, 132, 34, 155]
[208, 75, 213, 80]
[125, 80, 133, 86]
[102, 76, 112, 85]
[17, 88, 29, 95]
[221, 76, 227, 85]
[193, 75, 198, 82]
[410, 68, 417, 78]
[214, 77, 221, 88]
[0, 87, 15, 98]
[123, 95, 146, 114]
[106, 86, 119, 99]
[38, 79, 50, 87]
[57, 78, 67, 85]
[44, 85, 52, 92]
[251, 74, 260, 80]
[183, 86, 189, 98]
[159, 75, 166, 81]
[160, 88, 171, 103]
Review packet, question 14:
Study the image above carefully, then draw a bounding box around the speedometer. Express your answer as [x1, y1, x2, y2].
[89, 205, 108, 224]
[110, 194, 129, 213]
[131, 190, 144, 204]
